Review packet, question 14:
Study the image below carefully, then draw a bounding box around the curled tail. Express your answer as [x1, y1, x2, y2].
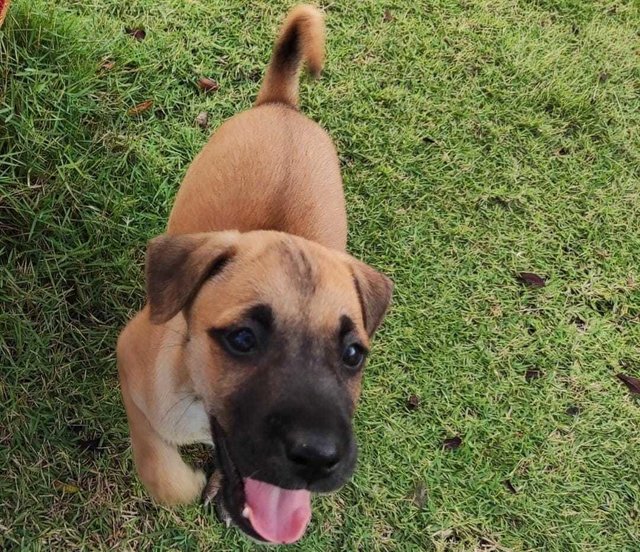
[255, 5, 325, 108]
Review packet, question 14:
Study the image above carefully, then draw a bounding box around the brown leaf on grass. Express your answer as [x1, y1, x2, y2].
[383, 9, 395, 22]
[195, 111, 209, 129]
[616, 373, 640, 395]
[100, 59, 115, 71]
[405, 394, 421, 411]
[525, 368, 543, 381]
[487, 196, 510, 209]
[443, 435, 462, 450]
[598, 71, 609, 83]
[53, 480, 80, 494]
[411, 481, 427, 508]
[127, 100, 153, 116]
[78, 436, 104, 454]
[246, 68, 262, 82]
[565, 405, 581, 416]
[431, 528, 457, 541]
[477, 536, 507, 551]
[503, 479, 517, 494]
[570, 316, 587, 331]
[197, 77, 220, 93]
[516, 272, 546, 288]
[125, 27, 146, 41]
[67, 423, 85, 434]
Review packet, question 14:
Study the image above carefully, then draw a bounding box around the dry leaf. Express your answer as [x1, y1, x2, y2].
[125, 27, 146, 41]
[503, 479, 517, 494]
[571, 316, 587, 331]
[405, 394, 421, 411]
[411, 481, 427, 508]
[78, 436, 104, 454]
[565, 405, 580, 416]
[100, 59, 115, 71]
[383, 9, 395, 22]
[432, 528, 455, 540]
[53, 480, 80, 494]
[443, 436, 462, 450]
[525, 368, 542, 381]
[488, 196, 510, 209]
[616, 373, 640, 395]
[195, 111, 209, 129]
[197, 77, 220, 93]
[517, 272, 546, 288]
[127, 100, 153, 116]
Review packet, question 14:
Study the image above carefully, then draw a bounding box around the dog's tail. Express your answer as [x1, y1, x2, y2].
[255, 5, 325, 109]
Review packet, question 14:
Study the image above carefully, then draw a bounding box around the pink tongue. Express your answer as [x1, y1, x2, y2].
[243, 478, 311, 544]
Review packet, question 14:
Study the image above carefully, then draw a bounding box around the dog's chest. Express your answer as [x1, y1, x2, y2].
[150, 329, 213, 445]
[161, 394, 213, 446]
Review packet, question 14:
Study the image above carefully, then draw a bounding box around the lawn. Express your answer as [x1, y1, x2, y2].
[1, 0, 639, 550]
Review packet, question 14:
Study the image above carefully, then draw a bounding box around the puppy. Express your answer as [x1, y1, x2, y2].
[117, 4, 393, 544]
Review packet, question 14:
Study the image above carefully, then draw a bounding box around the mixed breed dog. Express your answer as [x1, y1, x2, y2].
[117, 5, 393, 544]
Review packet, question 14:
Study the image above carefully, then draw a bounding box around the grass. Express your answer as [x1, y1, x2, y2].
[1, 0, 639, 550]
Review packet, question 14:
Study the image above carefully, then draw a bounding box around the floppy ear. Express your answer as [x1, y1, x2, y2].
[145, 231, 240, 324]
[349, 259, 393, 337]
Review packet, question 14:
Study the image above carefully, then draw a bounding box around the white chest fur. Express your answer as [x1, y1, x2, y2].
[156, 392, 213, 446]
[137, 318, 214, 446]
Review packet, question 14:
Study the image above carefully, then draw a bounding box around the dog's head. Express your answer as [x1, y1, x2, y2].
[146, 230, 392, 543]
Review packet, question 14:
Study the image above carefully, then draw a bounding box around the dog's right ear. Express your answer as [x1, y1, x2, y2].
[145, 231, 240, 324]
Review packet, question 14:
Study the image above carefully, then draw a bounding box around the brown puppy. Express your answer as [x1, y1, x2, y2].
[117, 5, 392, 545]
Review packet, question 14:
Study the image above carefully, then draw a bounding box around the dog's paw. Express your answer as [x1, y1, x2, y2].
[150, 466, 207, 506]
[202, 471, 233, 527]
[215, 496, 233, 528]
[202, 470, 223, 507]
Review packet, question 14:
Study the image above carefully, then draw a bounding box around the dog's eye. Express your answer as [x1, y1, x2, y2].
[342, 343, 365, 369]
[224, 328, 257, 354]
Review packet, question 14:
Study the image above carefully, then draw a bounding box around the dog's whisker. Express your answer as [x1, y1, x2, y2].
[152, 343, 185, 352]
[160, 392, 194, 422]
[163, 326, 188, 339]
[173, 396, 198, 429]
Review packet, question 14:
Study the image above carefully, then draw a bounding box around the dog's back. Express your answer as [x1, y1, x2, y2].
[167, 6, 347, 250]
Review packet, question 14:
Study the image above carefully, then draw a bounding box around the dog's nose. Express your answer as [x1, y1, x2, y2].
[283, 429, 341, 476]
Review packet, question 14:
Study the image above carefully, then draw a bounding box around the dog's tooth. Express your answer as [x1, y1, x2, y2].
[242, 506, 250, 518]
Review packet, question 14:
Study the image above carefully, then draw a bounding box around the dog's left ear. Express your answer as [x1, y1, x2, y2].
[145, 231, 240, 324]
[348, 259, 393, 337]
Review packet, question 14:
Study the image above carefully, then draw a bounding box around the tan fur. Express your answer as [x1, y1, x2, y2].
[117, 5, 392, 506]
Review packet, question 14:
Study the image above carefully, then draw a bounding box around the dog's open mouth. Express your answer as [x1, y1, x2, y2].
[207, 417, 312, 544]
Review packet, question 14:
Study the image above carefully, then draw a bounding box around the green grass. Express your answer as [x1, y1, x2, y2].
[1, 0, 639, 550]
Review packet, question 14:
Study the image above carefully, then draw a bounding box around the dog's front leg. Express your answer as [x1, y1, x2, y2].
[120, 376, 206, 505]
